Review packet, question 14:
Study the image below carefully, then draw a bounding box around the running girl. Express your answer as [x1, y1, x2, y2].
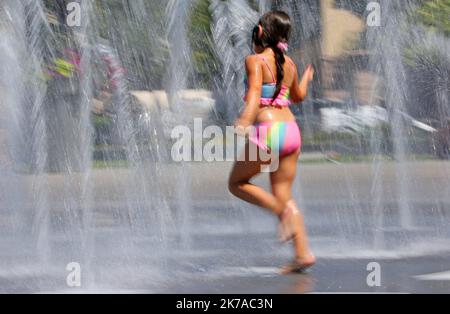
[228, 10, 316, 273]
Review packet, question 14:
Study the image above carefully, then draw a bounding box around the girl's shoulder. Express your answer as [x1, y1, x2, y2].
[245, 53, 263, 62]
[245, 54, 264, 68]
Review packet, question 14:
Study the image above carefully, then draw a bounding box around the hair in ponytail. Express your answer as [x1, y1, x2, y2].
[253, 11, 292, 102]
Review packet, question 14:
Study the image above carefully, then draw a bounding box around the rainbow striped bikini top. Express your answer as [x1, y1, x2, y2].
[244, 55, 293, 108]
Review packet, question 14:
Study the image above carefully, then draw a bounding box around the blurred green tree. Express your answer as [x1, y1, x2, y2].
[189, 0, 218, 89]
[403, 0, 450, 125]
[416, 0, 450, 36]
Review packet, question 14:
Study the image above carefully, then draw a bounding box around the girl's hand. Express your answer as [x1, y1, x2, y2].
[235, 125, 247, 137]
[302, 64, 314, 83]
[234, 119, 251, 137]
[290, 63, 314, 102]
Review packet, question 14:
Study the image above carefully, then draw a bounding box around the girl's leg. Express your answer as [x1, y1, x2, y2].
[270, 149, 314, 264]
[228, 143, 285, 216]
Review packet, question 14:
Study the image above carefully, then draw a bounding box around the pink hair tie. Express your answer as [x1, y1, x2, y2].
[277, 42, 289, 52]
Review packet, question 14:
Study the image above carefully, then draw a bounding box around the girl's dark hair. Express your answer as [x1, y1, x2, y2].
[252, 11, 292, 102]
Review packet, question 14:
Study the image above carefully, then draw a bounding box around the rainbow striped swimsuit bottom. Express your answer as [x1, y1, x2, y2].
[249, 121, 301, 158]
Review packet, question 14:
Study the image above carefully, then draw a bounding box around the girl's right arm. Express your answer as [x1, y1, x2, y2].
[234, 55, 263, 132]
[290, 63, 314, 103]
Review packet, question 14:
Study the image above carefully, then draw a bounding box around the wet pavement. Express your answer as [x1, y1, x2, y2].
[1, 160, 450, 293]
[2, 229, 450, 294]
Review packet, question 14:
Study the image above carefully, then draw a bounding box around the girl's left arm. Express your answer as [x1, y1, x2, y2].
[235, 55, 262, 131]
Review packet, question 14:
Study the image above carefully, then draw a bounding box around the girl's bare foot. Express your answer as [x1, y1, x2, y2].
[280, 253, 316, 274]
[278, 200, 300, 242]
